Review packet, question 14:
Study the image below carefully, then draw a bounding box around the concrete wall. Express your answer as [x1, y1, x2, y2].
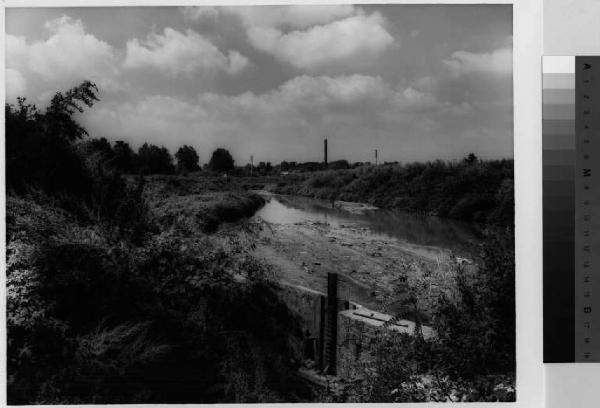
[277, 282, 351, 368]
[278, 284, 324, 339]
[277, 282, 433, 381]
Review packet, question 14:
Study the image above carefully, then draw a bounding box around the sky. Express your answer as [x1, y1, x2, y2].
[5, 5, 513, 165]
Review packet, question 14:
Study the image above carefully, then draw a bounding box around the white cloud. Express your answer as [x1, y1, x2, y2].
[182, 5, 356, 29]
[181, 6, 220, 22]
[123, 28, 249, 77]
[80, 74, 468, 164]
[395, 87, 442, 113]
[272, 74, 389, 106]
[226, 50, 250, 75]
[247, 12, 394, 71]
[191, 74, 447, 116]
[6, 7, 513, 163]
[6, 15, 120, 101]
[6, 69, 27, 102]
[443, 47, 512, 77]
[182, 6, 395, 72]
[225, 5, 356, 29]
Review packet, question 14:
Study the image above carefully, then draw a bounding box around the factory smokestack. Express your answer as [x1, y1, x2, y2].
[324, 138, 328, 165]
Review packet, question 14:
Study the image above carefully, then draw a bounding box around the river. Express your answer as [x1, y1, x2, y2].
[254, 193, 484, 258]
[251, 193, 484, 315]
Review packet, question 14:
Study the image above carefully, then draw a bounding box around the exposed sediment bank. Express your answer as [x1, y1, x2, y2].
[252, 206, 473, 320]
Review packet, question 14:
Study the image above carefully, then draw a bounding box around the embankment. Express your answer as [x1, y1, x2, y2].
[140, 175, 266, 233]
[7, 186, 310, 404]
[271, 160, 514, 226]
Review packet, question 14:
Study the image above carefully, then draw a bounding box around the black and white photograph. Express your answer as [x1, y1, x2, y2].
[5, 3, 515, 404]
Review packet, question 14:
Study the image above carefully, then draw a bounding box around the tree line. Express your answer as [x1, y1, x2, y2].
[82, 139, 236, 175]
[6, 90, 236, 198]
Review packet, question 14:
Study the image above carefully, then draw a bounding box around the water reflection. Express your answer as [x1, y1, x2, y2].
[254, 194, 483, 257]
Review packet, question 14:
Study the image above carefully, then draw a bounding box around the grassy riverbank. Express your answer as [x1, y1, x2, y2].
[139, 175, 265, 234]
[6, 184, 313, 404]
[272, 158, 514, 227]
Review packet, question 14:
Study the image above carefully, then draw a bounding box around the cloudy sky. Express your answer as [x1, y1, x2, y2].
[6, 5, 513, 165]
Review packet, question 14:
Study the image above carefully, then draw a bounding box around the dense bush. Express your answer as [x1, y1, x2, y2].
[175, 145, 201, 174]
[209, 148, 235, 172]
[136, 143, 175, 175]
[6, 83, 98, 197]
[431, 227, 515, 377]
[348, 227, 515, 402]
[113, 140, 136, 173]
[138, 175, 266, 235]
[6, 197, 309, 403]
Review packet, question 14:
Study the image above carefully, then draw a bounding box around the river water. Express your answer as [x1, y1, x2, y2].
[254, 193, 484, 258]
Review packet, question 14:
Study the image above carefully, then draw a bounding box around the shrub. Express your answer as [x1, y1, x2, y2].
[430, 228, 515, 378]
[137, 143, 175, 175]
[346, 227, 515, 403]
[7, 192, 306, 403]
[209, 148, 235, 172]
[175, 145, 201, 174]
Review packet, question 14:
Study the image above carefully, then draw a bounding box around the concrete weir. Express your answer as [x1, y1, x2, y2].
[278, 273, 434, 387]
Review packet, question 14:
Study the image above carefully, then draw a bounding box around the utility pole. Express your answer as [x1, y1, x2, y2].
[250, 155, 253, 177]
[324, 138, 328, 166]
[374, 149, 378, 165]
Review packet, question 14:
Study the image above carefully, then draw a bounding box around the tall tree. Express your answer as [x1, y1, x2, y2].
[45, 80, 100, 142]
[464, 153, 479, 165]
[5, 81, 99, 194]
[136, 143, 175, 174]
[113, 140, 136, 173]
[208, 148, 234, 172]
[82, 137, 115, 163]
[175, 145, 200, 174]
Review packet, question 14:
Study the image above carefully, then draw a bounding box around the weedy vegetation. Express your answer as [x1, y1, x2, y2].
[6, 82, 310, 403]
[273, 157, 514, 227]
